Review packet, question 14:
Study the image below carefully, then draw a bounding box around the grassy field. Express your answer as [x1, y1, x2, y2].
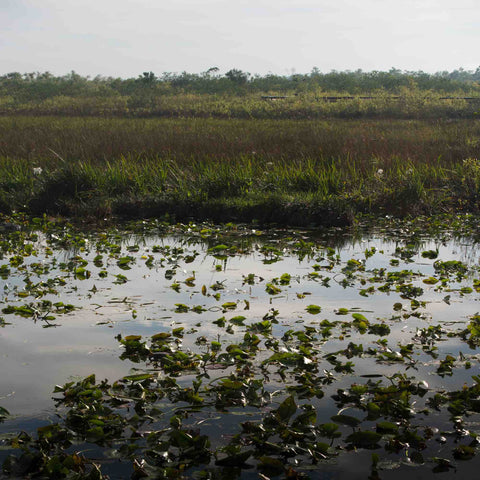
[1, 90, 479, 119]
[1, 115, 480, 225]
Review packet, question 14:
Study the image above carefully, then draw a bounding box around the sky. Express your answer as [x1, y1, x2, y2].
[1, 0, 479, 78]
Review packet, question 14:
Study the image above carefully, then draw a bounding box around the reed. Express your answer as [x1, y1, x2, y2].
[0, 116, 479, 225]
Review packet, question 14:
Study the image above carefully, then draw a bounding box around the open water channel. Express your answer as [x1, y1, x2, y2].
[1, 217, 480, 479]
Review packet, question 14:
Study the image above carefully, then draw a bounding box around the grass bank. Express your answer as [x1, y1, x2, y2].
[1, 116, 480, 226]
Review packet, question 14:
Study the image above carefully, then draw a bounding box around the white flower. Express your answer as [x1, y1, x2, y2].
[33, 167, 43, 176]
[374, 168, 384, 180]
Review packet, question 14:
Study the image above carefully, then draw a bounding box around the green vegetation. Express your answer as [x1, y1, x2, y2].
[3, 69, 480, 479]
[3, 68, 480, 98]
[1, 216, 480, 478]
[1, 69, 480, 118]
[1, 115, 480, 224]
[1, 89, 480, 119]
[1, 69, 479, 224]
[2, 93, 480, 121]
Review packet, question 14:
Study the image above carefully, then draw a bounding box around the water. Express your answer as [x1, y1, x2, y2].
[1, 220, 480, 478]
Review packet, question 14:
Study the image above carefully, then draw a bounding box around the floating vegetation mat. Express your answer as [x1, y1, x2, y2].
[1, 215, 480, 479]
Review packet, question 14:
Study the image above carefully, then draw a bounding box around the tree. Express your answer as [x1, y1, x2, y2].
[225, 69, 249, 85]
[138, 72, 156, 84]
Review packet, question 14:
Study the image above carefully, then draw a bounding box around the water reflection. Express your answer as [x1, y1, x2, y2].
[1, 222, 480, 478]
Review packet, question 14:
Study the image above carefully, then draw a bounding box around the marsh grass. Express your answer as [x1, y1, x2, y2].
[2, 116, 480, 165]
[1, 89, 479, 119]
[1, 116, 480, 224]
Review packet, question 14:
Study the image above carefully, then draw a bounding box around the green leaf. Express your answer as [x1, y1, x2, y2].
[275, 396, 297, 422]
[229, 316, 246, 326]
[0, 406, 9, 420]
[117, 256, 134, 270]
[124, 335, 142, 341]
[175, 303, 189, 313]
[75, 267, 91, 279]
[215, 450, 253, 467]
[306, 304, 321, 314]
[318, 423, 341, 438]
[122, 373, 153, 382]
[453, 445, 476, 460]
[222, 302, 237, 310]
[331, 414, 362, 428]
[346, 431, 382, 448]
[213, 316, 226, 327]
[291, 407, 316, 427]
[376, 421, 398, 434]
[172, 327, 184, 337]
[265, 283, 281, 295]
[208, 244, 229, 252]
[151, 332, 171, 341]
[113, 274, 128, 284]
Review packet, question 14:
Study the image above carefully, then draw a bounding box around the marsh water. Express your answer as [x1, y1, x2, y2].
[1, 217, 480, 479]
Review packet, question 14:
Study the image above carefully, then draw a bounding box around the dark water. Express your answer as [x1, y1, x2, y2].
[1, 224, 480, 478]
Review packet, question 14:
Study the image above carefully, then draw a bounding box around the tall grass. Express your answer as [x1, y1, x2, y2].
[1, 116, 479, 165]
[0, 116, 479, 225]
[0, 89, 479, 119]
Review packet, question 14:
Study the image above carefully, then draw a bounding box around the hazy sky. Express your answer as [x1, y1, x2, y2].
[1, 0, 479, 78]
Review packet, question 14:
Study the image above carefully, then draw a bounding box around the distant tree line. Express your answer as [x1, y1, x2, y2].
[1, 67, 480, 101]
